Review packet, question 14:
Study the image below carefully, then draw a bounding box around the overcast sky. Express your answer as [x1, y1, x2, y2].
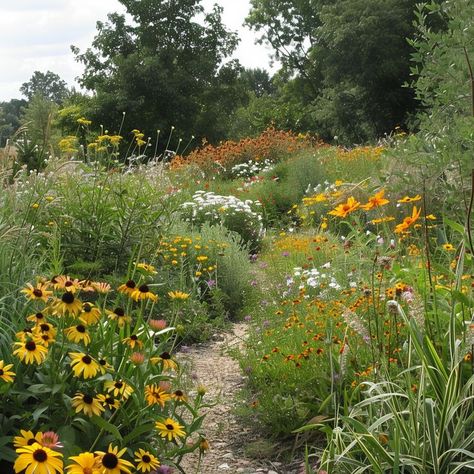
[0, 0, 276, 101]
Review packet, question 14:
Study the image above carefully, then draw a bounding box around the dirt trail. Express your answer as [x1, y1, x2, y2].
[179, 323, 301, 474]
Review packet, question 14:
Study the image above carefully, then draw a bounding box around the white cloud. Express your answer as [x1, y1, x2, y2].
[0, 0, 276, 101]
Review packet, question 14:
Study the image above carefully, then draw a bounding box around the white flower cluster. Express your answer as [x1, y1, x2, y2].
[231, 159, 274, 179]
[305, 180, 338, 196]
[288, 262, 341, 297]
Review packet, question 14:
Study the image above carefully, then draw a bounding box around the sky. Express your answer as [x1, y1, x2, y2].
[0, 0, 276, 101]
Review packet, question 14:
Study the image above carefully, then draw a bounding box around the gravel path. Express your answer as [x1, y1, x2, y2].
[179, 323, 302, 474]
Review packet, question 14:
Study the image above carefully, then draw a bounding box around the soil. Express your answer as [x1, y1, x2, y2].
[179, 323, 304, 474]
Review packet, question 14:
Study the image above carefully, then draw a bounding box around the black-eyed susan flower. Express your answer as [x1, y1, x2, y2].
[171, 389, 188, 403]
[134, 449, 160, 473]
[69, 352, 100, 379]
[66, 452, 100, 474]
[16, 328, 33, 342]
[79, 303, 101, 325]
[442, 243, 455, 251]
[21, 282, 52, 302]
[97, 357, 113, 374]
[13, 430, 43, 448]
[106, 308, 131, 327]
[117, 280, 136, 296]
[97, 394, 121, 410]
[131, 284, 158, 302]
[14, 442, 63, 474]
[34, 322, 57, 338]
[96, 444, 134, 474]
[168, 290, 190, 300]
[32, 332, 56, 348]
[54, 292, 83, 316]
[122, 334, 143, 349]
[53, 275, 81, 293]
[13, 340, 48, 364]
[71, 392, 105, 417]
[65, 324, 91, 345]
[26, 311, 47, 324]
[144, 385, 171, 407]
[104, 380, 134, 399]
[150, 352, 177, 371]
[0, 360, 15, 383]
[155, 418, 186, 442]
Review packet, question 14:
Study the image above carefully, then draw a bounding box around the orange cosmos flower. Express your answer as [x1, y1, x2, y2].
[394, 206, 422, 233]
[328, 196, 360, 218]
[361, 189, 389, 210]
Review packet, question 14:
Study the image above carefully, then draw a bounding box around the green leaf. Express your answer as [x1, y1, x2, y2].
[444, 217, 465, 235]
[90, 416, 122, 441]
[122, 423, 154, 444]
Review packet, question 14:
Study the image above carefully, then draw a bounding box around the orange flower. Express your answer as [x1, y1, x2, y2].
[394, 206, 422, 233]
[361, 189, 389, 210]
[397, 194, 421, 203]
[328, 196, 360, 218]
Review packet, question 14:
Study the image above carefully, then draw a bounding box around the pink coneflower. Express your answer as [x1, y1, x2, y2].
[158, 380, 172, 392]
[149, 319, 167, 331]
[41, 431, 63, 450]
[130, 352, 145, 365]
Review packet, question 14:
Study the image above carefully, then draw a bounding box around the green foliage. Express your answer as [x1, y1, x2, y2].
[0, 99, 26, 147]
[20, 70, 68, 104]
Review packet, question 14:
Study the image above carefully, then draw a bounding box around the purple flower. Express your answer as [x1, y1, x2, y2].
[262, 320, 270, 328]
[244, 315, 252, 322]
[207, 279, 216, 288]
[281, 251, 290, 257]
[250, 254, 258, 262]
[250, 280, 257, 287]
[155, 466, 173, 474]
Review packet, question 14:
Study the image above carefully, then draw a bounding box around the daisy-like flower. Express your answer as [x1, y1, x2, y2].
[104, 380, 134, 400]
[171, 389, 188, 403]
[54, 292, 83, 316]
[442, 243, 455, 251]
[394, 206, 422, 234]
[360, 189, 389, 210]
[79, 279, 97, 292]
[32, 332, 56, 348]
[150, 352, 177, 371]
[21, 282, 52, 302]
[328, 196, 360, 218]
[13, 430, 43, 448]
[0, 360, 15, 383]
[53, 275, 82, 293]
[97, 394, 121, 410]
[26, 311, 48, 324]
[16, 328, 33, 342]
[136, 262, 157, 274]
[130, 352, 145, 365]
[106, 308, 131, 327]
[96, 444, 134, 474]
[131, 284, 158, 302]
[122, 334, 143, 349]
[41, 431, 63, 450]
[155, 418, 186, 442]
[97, 357, 113, 374]
[168, 291, 190, 300]
[117, 280, 136, 296]
[71, 392, 105, 417]
[14, 443, 63, 474]
[79, 303, 101, 325]
[66, 452, 101, 474]
[13, 340, 48, 364]
[69, 352, 100, 379]
[65, 324, 91, 345]
[92, 281, 111, 293]
[144, 385, 171, 407]
[33, 322, 57, 338]
[397, 194, 421, 203]
[134, 449, 160, 473]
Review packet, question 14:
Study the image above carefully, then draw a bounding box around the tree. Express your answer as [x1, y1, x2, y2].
[20, 71, 68, 104]
[0, 99, 26, 146]
[72, 0, 243, 146]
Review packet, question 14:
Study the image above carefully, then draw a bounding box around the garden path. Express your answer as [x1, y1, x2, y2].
[179, 323, 302, 474]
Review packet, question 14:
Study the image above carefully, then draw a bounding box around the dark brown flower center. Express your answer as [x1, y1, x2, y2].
[139, 284, 149, 293]
[99, 359, 107, 366]
[25, 341, 36, 351]
[102, 453, 118, 469]
[36, 312, 44, 320]
[83, 303, 92, 312]
[40, 324, 50, 332]
[65, 281, 73, 287]
[83, 394, 93, 404]
[106, 396, 114, 404]
[160, 352, 171, 360]
[175, 390, 183, 397]
[27, 438, 36, 445]
[166, 424, 174, 430]
[82, 355, 92, 364]
[130, 335, 138, 341]
[33, 289, 43, 297]
[114, 308, 125, 316]
[76, 325, 86, 333]
[33, 449, 47, 462]
[142, 454, 151, 463]
[0, 369, 3, 376]
[126, 280, 136, 288]
[114, 381, 123, 389]
[62, 292, 74, 304]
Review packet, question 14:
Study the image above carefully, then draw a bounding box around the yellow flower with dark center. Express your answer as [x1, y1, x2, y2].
[69, 352, 100, 379]
[104, 380, 134, 399]
[26, 311, 47, 324]
[96, 444, 134, 474]
[117, 280, 136, 296]
[134, 449, 160, 473]
[397, 194, 421, 203]
[13, 430, 43, 448]
[65, 324, 91, 345]
[32, 332, 56, 348]
[150, 352, 178, 371]
[97, 394, 121, 410]
[136, 263, 157, 274]
[33, 322, 57, 338]
[21, 282, 52, 302]
[66, 452, 101, 474]
[79, 303, 101, 325]
[172, 389, 188, 403]
[97, 357, 113, 374]
[394, 206, 422, 234]
[13, 340, 48, 364]
[53, 275, 81, 293]
[442, 243, 455, 251]
[14, 442, 63, 474]
[168, 291, 190, 300]
[54, 292, 83, 316]
[122, 334, 143, 349]
[360, 189, 389, 210]
[71, 392, 105, 417]
[155, 418, 186, 442]
[0, 360, 15, 383]
[131, 284, 158, 302]
[144, 385, 171, 407]
[328, 196, 360, 218]
[106, 308, 131, 327]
